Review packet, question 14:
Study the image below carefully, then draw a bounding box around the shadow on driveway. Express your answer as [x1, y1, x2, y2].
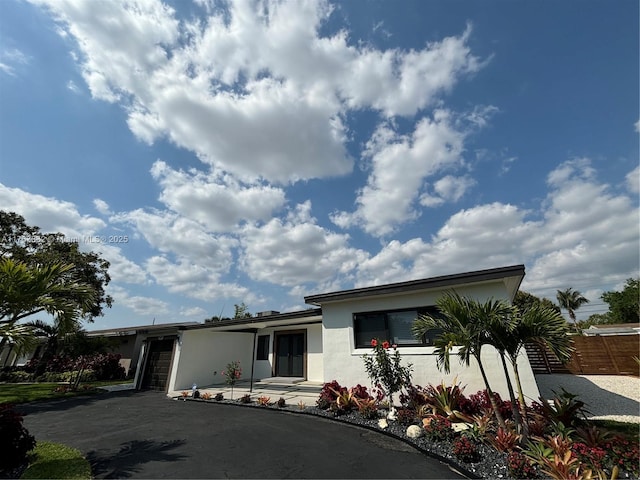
[21, 390, 466, 479]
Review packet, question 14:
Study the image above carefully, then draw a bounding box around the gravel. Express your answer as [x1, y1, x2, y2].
[535, 374, 640, 423]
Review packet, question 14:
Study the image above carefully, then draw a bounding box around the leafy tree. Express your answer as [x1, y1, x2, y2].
[601, 278, 639, 324]
[0, 211, 112, 321]
[412, 291, 508, 429]
[233, 302, 252, 319]
[513, 291, 560, 314]
[556, 287, 589, 332]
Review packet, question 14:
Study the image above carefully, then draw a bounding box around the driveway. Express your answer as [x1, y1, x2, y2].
[19, 390, 466, 479]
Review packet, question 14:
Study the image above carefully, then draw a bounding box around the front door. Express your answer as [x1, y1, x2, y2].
[275, 333, 305, 377]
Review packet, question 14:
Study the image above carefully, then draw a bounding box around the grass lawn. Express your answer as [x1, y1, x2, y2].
[21, 442, 91, 480]
[0, 380, 130, 404]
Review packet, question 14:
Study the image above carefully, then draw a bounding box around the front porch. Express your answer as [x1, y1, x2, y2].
[168, 378, 323, 406]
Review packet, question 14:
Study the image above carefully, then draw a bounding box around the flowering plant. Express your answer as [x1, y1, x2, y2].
[362, 338, 412, 408]
[219, 360, 241, 398]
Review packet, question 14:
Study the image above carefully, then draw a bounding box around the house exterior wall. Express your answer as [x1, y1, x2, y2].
[168, 330, 254, 391]
[251, 323, 323, 382]
[320, 282, 540, 402]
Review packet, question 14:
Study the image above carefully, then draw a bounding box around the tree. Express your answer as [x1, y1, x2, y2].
[0, 211, 112, 321]
[485, 303, 573, 439]
[412, 291, 508, 429]
[600, 278, 639, 324]
[233, 302, 252, 319]
[556, 288, 589, 332]
[513, 291, 560, 314]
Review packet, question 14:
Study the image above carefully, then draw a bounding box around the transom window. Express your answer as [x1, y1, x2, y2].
[353, 306, 444, 348]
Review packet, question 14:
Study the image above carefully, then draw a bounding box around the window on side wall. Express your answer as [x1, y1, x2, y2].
[256, 335, 270, 360]
[353, 306, 444, 348]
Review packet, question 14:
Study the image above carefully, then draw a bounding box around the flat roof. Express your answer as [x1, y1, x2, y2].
[87, 321, 201, 336]
[304, 264, 525, 306]
[181, 308, 322, 331]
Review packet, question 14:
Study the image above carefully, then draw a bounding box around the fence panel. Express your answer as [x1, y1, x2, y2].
[526, 335, 639, 376]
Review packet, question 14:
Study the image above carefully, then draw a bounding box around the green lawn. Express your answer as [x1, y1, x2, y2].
[21, 442, 91, 480]
[0, 380, 130, 404]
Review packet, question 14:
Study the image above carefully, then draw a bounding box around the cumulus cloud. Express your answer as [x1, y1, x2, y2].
[150, 160, 286, 232]
[332, 110, 468, 236]
[240, 201, 368, 287]
[354, 160, 639, 306]
[420, 175, 477, 207]
[626, 165, 639, 194]
[0, 183, 105, 237]
[30, 0, 482, 183]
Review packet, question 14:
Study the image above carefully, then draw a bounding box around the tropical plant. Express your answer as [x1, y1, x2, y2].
[362, 339, 412, 407]
[485, 302, 574, 437]
[0, 259, 96, 351]
[540, 389, 589, 427]
[412, 291, 508, 429]
[556, 288, 590, 332]
[422, 378, 473, 422]
[220, 360, 241, 399]
[422, 415, 455, 442]
[353, 397, 378, 419]
[276, 397, 286, 408]
[239, 394, 251, 404]
[257, 395, 270, 406]
[487, 426, 522, 452]
[0, 404, 36, 471]
[297, 400, 306, 410]
[452, 435, 480, 463]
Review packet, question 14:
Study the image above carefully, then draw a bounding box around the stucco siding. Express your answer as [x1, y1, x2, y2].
[321, 281, 540, 402]
[169, 329, 254, 391]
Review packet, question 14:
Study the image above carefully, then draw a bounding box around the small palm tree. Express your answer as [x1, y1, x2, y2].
[0, 258, 95, 351]
[556, 288, 589, 333]
[412, 291, 508, 429]
[486, 303, 574, 439]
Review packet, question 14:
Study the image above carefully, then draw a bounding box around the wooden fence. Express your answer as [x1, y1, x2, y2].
[525, 334, 640, 376]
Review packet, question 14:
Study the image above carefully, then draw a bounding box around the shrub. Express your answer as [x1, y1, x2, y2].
[214, 393, 224, 401]
[422, 415, 454, 442]
[538, 388, 589, 427]
[317, 380, 345, 409]
[239, 394, 251, 404]
[606, 436, 640, 476]
[465, 390, 512, 420]
[276, 397, 286, 408]
[257, 395, 270, 406]
[350, 384, 372, 401]
[396, 407, 417, 426]
[354, 397, 378, 419]
[507, 452, 539, 479]
[200, 392, 212, 400]
[487, 426, 521, 452]
[3, 370, 34, 383]
[452, 436, 480, 463]
[362, 339, 412, 405]
[0, 404, 36, 471]
[87, 353, 126, 380]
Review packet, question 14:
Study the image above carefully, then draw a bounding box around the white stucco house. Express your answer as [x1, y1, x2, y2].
[138, 264, 540, 402]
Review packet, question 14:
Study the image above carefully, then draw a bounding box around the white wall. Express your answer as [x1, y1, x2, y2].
[251, 323, 323, 382]
[321, 282, 540, 403]
[168, 329, 254, 391]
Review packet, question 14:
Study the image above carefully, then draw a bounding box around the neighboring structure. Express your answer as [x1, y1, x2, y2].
[159, 264, 540, 402]
[582, 323, 640, 336]
[86, 321, 200, 385]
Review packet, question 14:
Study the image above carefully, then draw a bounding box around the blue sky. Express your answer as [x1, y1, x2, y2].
[1, 0, 638, 330]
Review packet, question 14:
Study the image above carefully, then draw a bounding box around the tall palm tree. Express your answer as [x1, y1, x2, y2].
[556, 288, 589, 332]
[412, 291, 508, 429]
[0, 258, 95, 351]
[487, 303, 574, 439]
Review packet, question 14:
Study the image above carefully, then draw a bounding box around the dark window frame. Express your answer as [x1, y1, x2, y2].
[256, 334, 270, 360]
[353, 306, 443, 348]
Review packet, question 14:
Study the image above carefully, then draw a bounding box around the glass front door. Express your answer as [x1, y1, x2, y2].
[275, 333, 304, 377]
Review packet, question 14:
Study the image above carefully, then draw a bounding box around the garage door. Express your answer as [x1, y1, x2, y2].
[140, 338, 176, 391]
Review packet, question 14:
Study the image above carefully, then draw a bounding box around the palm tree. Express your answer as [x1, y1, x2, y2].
[556, 288, 590, 333]
[486, 303, 574, 439]
[0, 258, 95, 351]
[412, 291, 508, 429]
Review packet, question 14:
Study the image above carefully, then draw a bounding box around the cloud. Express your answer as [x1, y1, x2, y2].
[0, 48, 30, 76]
[108, 285, 169, 316]
[354, 160, 639, 306]
[332, 109, 468, 236]
[150, 160, 286, 232]
[240, 201, 368, 287]
[420, 175, 477, 207]
[0, 183, 105, 238]
[93, 198, 112, 216]
[180, 306, 207, 318]
[626, 166, 639, 194]
[31, 0, 482, 183]
[635, 119, 639, 133]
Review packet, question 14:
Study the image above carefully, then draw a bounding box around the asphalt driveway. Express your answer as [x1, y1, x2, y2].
[19, 390, 466, 479]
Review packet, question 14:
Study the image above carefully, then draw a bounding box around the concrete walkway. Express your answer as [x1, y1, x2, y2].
[168, 379, 323, 406]
[20, 390, 465, 479]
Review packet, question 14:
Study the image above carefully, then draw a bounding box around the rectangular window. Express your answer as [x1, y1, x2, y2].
[256, 335, 270, 360]
[353, 306, 444, 348]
